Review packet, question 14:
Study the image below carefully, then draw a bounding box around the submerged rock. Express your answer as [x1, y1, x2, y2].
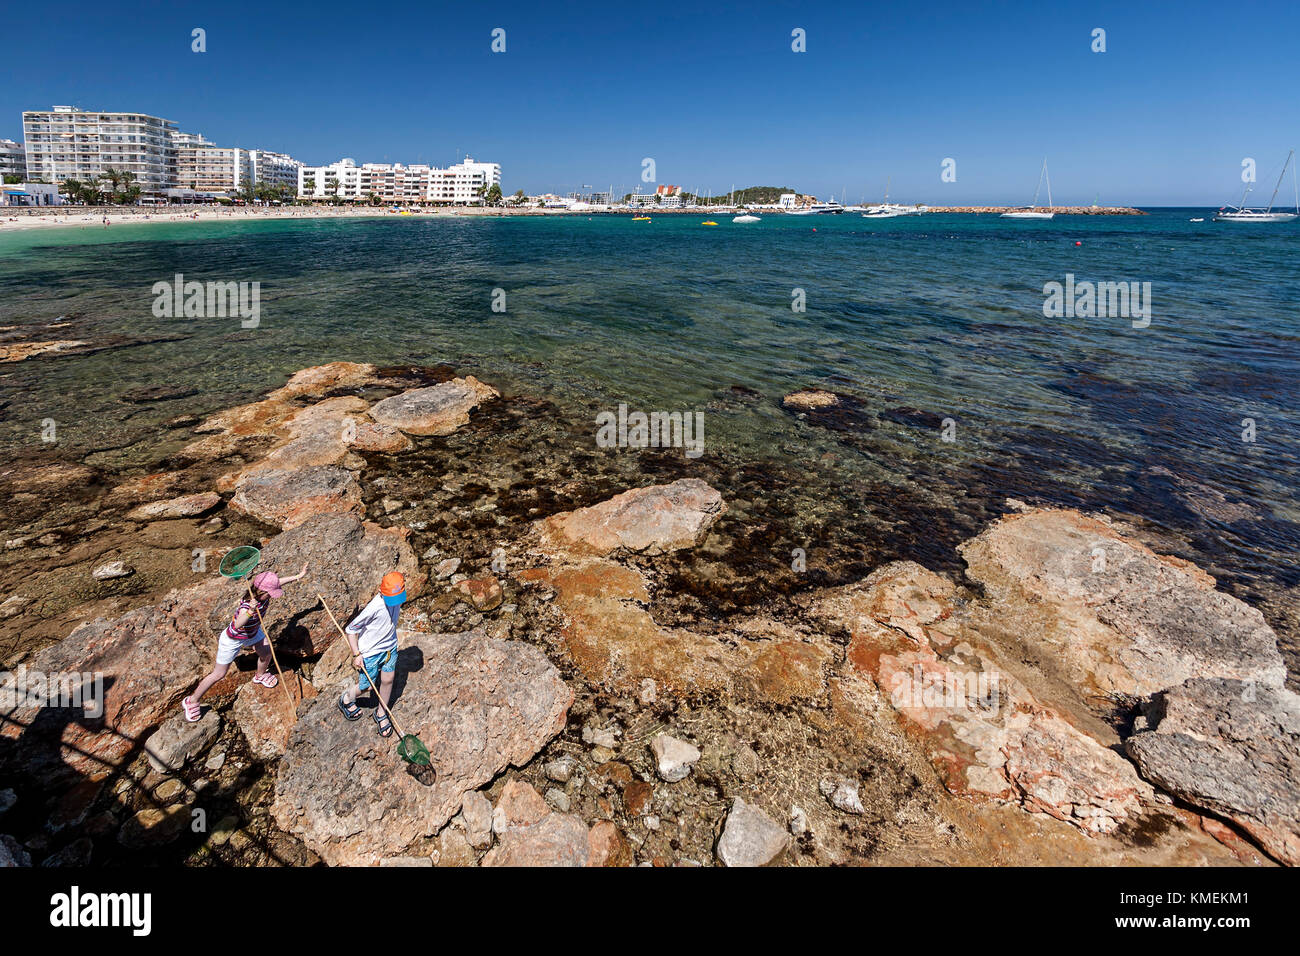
[271, 628, 571, 866]
[717, 798, 789, 867]
[782, 388, 840, 410]
[650, 734, 701, 783]
[368, 376, 500, 437]
[1126, 678, 1300, 866]
[538, 478, 726, 556]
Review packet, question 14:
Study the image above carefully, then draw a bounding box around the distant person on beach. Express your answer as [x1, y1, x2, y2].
[182, 564, 309, 720]
[337, 572, 406, 737]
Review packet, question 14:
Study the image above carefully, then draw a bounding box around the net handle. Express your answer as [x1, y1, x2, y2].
[316, 593, 414, 745]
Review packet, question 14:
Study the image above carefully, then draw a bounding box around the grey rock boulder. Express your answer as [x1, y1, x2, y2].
[1126, 677, 1300, 866]
[272, 628, 571, 866]
[145, 709, 221, 773]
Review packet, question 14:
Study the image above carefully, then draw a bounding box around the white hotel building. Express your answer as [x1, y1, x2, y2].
[0, 139, 26, 180]
[298, 155, 501, 204]
[23, 106, 178, 194]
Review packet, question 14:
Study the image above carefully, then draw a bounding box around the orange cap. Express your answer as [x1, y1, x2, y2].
[381, 572, 406, 596]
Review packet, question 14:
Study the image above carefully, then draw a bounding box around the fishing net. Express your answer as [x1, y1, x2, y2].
[218, 546, 261, 579]
[398, 734, 432, 766]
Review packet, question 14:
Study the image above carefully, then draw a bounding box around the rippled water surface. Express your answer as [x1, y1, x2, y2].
[2, 210, 1298, 609]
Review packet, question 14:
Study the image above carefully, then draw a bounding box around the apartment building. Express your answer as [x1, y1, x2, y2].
[23, 106, 177, 194]
[0, 139, 26, 180]
[298, 158, 364, 200]
[298, 155, 502, 204]
[427, 156, 501, 204]
[249, 150, 302, 193]
[171, 132, 252, 195]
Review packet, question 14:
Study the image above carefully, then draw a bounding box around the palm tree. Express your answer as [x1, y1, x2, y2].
[62, 178, 82, 203]
[485, 183, 503, 206]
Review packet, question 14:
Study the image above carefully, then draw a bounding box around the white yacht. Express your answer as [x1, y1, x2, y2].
[1002, 158, 1055, 219]
[1214, 150, 1298, 222]
[789, 201, 844, 216]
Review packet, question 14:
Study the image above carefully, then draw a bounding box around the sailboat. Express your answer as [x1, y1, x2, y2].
[1001, 159, 1055, 219]
[1214, 150, 1298, 223]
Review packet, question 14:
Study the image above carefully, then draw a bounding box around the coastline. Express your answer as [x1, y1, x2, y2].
[0, 202, 1149, 234]
[0, 360, 1295, 867]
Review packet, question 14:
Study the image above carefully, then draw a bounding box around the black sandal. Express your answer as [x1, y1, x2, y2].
[338, 695, 362, 721]
[373, 710, 393, 738]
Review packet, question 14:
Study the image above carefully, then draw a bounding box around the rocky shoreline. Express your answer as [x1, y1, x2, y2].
[0, 363, 1295, 867]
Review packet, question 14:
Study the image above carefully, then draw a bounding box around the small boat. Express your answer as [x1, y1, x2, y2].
[1002, 158, 1055, 219]
[733, 213, 760, 223]
[701, 220, 718, 226]
[1214, 150, 1298, 222]
[1189, 218, 1205, 222]
[632, 215, 651, 222]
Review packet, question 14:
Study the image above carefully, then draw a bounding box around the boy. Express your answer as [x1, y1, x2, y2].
[337, 571, 406, 737]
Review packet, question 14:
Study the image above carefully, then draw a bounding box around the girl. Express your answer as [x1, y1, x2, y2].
[182, 564, 308, 721]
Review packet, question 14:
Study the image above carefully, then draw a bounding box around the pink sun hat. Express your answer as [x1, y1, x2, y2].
[250, 571, 284, 598]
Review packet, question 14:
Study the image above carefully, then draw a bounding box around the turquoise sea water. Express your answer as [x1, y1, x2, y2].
[1, 211, 1298, 607]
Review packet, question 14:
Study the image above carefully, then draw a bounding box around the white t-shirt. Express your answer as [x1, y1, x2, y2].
[345, 593, 400, 658]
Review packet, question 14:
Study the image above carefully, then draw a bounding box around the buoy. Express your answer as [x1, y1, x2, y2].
[1075, 241, 1082, 246]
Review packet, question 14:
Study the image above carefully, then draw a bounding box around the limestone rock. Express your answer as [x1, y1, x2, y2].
[144, 709, 221, 773]
[492, 780, 550, 833]
[126, 492, 222, 522]
[587, 820, 630, 867]
[231, 673, 317, 760]
[1126, 677, 1300, 866]
[455, 576, 504, 612]
[368, 377, 500, 437]
[92, 561, 133, 581]
[481, 811, 591, 867]
[271, 629, 571, 865]
[717, 798, 789, 867]
[538, 478, 725, 556]
[460, 790, 493, 849]
[118, 805, 189, 849]
[959, 508, 1287, 696]
[820, 776, 865, 815]
[229, 465, 362, 530]
[650, 734, 701, 782]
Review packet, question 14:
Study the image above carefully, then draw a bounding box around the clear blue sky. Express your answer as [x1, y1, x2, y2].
[4, 0, 1298, 205]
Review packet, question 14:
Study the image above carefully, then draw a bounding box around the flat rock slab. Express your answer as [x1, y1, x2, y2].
[126, 492, 222, 522]
[959, 508, 1286, 696]
[368, 376, 499, 437]
[1126, 677, 1300, 866]
[229, 465, 362, 530]
[538, 478, 726, 556]
[272, 629, 572, 866]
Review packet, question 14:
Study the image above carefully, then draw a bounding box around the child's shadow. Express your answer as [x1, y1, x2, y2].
[386, 645, 425, 709]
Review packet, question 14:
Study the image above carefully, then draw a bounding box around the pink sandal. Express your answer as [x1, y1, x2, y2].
[182, 696, 201, 722]
[252, 672, 279, 689]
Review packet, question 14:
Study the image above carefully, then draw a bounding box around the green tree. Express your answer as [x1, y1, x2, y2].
[485, 183, 503, 205]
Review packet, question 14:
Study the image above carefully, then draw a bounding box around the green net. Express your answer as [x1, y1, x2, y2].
[218, 546, 261, 579]
[398, 734, 432, 766]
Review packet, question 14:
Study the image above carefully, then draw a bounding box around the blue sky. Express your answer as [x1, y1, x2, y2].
[4, 0, 1298, 205]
